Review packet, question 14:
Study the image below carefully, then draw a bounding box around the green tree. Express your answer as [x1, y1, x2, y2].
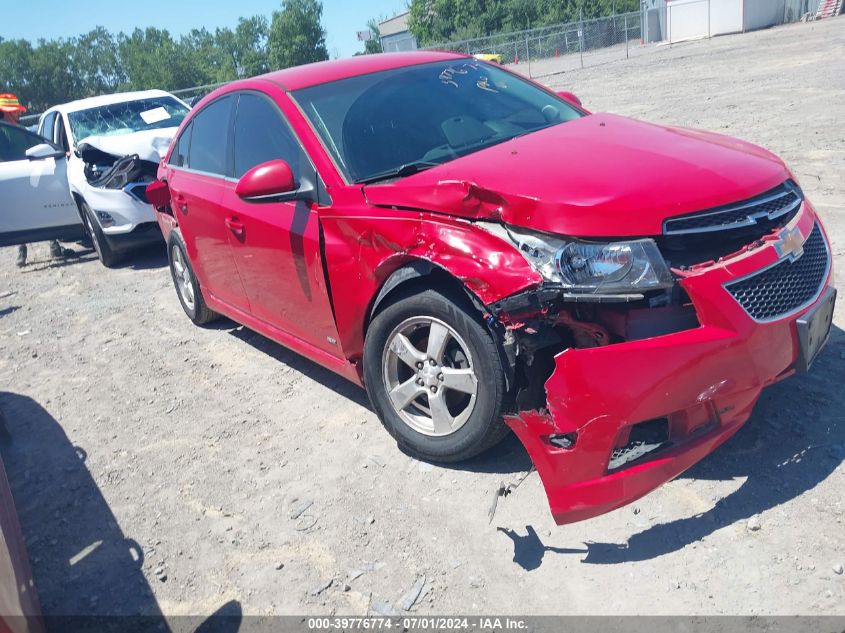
[29, 39, 83, 112]
[363, 18, 383, 54]
[216, 17, 270, 79]
[0, 37, 34, 108]
[408, 0, 640, 45]
[73, 28, 126, 95]
[118, 27, 204, 91]
[268, 0, 329, 70]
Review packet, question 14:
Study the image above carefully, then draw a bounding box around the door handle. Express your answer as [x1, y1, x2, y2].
[225, 217, 244, 236]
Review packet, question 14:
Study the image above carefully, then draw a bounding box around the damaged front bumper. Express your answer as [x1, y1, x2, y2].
[80, 183, 159, 237]
[76, 136, 166, 238]
[503, 206, 835, 524]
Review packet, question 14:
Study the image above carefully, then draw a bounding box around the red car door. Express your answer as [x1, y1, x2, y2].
[165, 96, 251, 312]
[221, 91, 340, 356]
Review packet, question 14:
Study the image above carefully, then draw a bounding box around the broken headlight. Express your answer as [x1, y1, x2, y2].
[485, 224, 674, 294]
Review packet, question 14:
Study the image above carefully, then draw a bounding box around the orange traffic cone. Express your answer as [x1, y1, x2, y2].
[514, 52, 519, 64]
[555, 47, 559, 57]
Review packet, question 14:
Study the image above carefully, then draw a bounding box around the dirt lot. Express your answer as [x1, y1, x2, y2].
[1, 17, 844, 620]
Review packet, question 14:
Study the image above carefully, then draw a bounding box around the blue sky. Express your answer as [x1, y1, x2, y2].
[0, 0, 408, 59]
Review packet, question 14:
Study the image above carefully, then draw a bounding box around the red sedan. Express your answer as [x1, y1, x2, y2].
[147, 51, 835, 524]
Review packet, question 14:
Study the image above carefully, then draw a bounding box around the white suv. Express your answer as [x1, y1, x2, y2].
[38, 90, 190, 266]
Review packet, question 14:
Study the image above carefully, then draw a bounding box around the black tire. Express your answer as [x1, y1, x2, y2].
[364, 286, 508, 463]
[167, 233, 218, 326]
[80, 200, 121, 268]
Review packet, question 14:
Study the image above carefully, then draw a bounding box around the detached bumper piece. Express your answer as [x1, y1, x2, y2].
[505, 207, 834, 525]
[505, 327, 763, 525]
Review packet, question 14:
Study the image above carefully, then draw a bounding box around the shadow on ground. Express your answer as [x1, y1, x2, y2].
[497, 526, 587, 571]
[0, 392, 242, 631]
[19, 249, 99, 272]
[120, 244, 167, 271]
[229, 322, 535, 474]
[227, 325, 371, 409]
[14, 242, 168, 273]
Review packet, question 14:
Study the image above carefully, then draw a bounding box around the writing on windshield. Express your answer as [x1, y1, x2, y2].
[293, 60, 583, 183]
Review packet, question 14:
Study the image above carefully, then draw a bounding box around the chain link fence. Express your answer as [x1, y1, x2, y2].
[427, 1, 825, 79]
[169, 82, 230, 106]
[428, 11, 643, 79]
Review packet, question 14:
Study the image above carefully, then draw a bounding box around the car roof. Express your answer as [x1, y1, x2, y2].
[45, 89, 179, 115]
[256, 51, 470, 92]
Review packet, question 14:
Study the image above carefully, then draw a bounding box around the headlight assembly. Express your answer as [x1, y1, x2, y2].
[482, 224, 674, 294]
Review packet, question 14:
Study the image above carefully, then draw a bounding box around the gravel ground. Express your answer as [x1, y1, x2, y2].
[1, 17, 844, 620]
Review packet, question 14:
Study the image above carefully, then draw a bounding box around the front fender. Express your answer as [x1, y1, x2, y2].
[320, 209, 541, 362]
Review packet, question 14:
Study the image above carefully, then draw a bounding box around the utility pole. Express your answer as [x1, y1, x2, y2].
[579, 6, 584, 69]
[526, 18, 531, 78]
[625, 13, 629, 59]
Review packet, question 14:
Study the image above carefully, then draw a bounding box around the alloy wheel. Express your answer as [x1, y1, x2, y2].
[381, 316, 479, 437]
[171, 245, 196, 311]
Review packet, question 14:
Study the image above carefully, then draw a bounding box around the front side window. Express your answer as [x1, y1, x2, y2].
[187, 96, 233, 176]
[0, 124, 50, 162]
[67, 96, 189, 143]
[292, 60, 583, 183]
[232, 93, 305, 180]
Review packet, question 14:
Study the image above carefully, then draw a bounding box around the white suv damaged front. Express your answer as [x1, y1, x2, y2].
[38, 90, 190, 263]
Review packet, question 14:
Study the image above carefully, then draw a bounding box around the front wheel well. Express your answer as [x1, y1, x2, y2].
[366, 261, 516, 392]
[368, 262, 484, 328]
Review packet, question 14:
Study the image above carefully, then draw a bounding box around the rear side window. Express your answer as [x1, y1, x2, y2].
[55, 115, 70, 152]
[39, 112, 56, 141]
[168, 122, 192, 168]
[232, 93, 305, 180]
[187, 96, 233, 176]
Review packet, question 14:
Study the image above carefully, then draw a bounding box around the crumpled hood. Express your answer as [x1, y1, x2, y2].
[76, 127, 179, 163]
[363, 113, 791, 237]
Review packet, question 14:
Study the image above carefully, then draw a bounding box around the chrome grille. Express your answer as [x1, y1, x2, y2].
[663, 181, 802, 236]
[725, 223, 829, 322]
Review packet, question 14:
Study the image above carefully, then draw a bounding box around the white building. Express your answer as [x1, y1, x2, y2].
[379, 12, 419, 52]
[644, 0, 822, 43]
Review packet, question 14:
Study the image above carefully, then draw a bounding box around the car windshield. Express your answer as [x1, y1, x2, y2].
[292, 60, 584, 183]
[67, 96, 189, 142]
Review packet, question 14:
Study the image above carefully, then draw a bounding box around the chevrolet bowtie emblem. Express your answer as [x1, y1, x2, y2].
[775, 226, 804, 261]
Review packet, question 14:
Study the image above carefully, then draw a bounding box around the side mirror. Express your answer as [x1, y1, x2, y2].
[145, 179, 171, 208]
[556, 91, 583, 108]
[26, 143, 65, 160]
[236, 160, 300, 201]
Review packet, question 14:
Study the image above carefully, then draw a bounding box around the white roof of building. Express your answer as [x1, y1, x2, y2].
[379, 11, 411, 37]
